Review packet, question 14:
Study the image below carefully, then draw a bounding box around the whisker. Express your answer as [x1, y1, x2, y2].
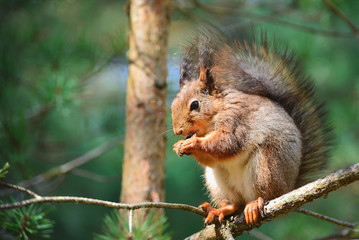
[160, 128, 174, 136]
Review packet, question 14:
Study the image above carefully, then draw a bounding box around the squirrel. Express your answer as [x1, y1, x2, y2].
[171, 31, 331, 225]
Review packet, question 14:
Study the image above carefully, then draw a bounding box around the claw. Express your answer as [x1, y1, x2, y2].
[199, 202, 239, 225]
[173, 140, 185, 157]
[244, 197, 264, 225]
[173, 136, 197, 157]
[199, 202, 216, 212]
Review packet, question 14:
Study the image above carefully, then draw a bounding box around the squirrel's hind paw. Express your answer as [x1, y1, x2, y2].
[199, 202, 239, 226]
[244, 197, 264, 225]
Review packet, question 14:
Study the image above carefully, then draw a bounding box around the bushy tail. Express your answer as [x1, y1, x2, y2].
[180, 30, 332, 186]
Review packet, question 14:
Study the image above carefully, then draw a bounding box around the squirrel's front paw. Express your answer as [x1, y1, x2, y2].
[173, 135, 199, 157]
[173, 140, 185, 156]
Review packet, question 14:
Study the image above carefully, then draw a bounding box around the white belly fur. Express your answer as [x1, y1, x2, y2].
[204, 150, 257, 204]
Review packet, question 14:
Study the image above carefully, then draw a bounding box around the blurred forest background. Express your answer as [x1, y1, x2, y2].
[0, 0, 358, 239]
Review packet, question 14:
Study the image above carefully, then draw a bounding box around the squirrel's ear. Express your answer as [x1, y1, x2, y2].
[179, 32, 218, 92]
[179, 55, 196, 88]
[179, 42, 199, 89]
[199, 62, 216, 94]
[199, 35, 216, 94]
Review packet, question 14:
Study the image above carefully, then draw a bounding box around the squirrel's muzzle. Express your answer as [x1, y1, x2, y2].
[174, 128, 183, 136]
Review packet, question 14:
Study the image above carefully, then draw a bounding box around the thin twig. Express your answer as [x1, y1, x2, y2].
[0, 196, 206, 216]
[174, 4, 226, 35]
[322, 0, 359, 37]
[0, 183, 206, 217]
[129, 209, 134, 234]
[19, 138, 122, 188]
[0, 181, 40, 199]
[0, 180, 206, 216]
[313, 228, 354, 240]
[26, 104, 54, 124]
[190, 0, 355, 38]
[295, 208, 355, 229]
[41, 174, 67, 194]
[71, 169, 120, 183]
[0, 104, 54, 131]
[79, 54, 119, 84]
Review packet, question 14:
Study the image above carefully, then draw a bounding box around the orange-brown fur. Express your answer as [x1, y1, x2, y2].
[171, 31, 330, 224]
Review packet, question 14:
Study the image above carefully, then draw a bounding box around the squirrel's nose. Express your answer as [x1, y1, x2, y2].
[174, 128, 182, 136]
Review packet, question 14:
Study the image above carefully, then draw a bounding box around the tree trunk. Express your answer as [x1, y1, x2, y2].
[120, 0, 171, 222]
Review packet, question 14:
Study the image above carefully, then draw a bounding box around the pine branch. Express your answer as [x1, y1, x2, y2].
[185, 162, 359, 240]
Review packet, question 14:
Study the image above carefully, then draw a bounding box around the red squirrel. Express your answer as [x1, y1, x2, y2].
[171, 31, 330, 225]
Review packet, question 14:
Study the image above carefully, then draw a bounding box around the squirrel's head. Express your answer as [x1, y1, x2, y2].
[171, 79, 220, 138]
[171, 36, 220, 138]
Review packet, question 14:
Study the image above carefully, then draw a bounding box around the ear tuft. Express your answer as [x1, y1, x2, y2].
[179, 41, 199, 88]
[179, 30, 220, 92]
[199, 34, 216, 94]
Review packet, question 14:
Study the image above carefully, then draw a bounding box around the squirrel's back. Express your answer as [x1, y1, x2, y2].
[180, 31, 331, 187]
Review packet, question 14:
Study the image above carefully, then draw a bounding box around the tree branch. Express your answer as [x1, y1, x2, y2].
[313, 228, 355, 240]
[0, 181, 206, 217]
[0, 195, 206, 217]
[79, 53, 119, 84]
[18, 137, 122, 188]
[190, 0, 356, 38]
[185, 162, 359, 240]
[322, 0, 359, 38]
[0, 138, 122, 197]
[0, 181, 40, 199]
[71, 169, 120, 183]
[295, 208, 355, 229]
[1, 163, 358, 240]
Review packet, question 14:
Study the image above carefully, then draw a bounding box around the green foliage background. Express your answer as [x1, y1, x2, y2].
[0, 0, 358, 239]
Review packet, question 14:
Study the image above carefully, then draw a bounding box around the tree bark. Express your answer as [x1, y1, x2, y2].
[120, 0, 171, 222]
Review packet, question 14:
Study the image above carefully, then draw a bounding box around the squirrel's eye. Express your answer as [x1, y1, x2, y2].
[190, 100, 199, 111]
